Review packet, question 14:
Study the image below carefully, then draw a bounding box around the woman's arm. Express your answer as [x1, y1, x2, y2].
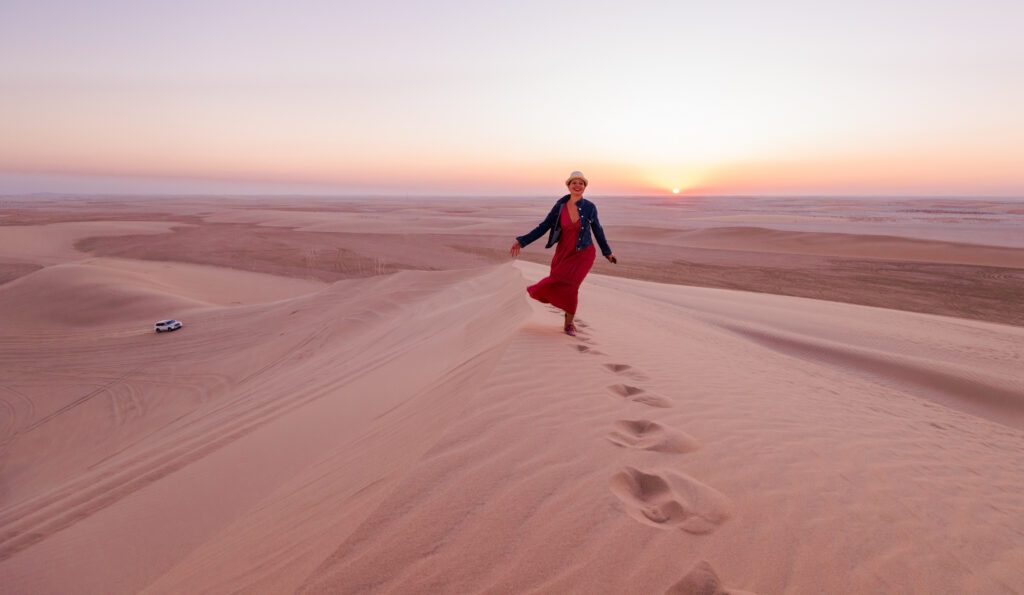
[591, 206, 615, 260]
[512, 203, 560, 253]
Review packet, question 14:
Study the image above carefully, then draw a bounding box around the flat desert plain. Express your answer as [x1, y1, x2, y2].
[0, 195, 1022, 594]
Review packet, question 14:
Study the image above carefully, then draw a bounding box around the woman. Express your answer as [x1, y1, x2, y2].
[510, 171, 617, 336]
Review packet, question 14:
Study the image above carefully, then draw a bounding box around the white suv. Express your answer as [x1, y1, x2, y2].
[154, 319, 183, 333]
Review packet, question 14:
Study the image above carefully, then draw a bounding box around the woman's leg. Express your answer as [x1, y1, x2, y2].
[564, 311, 575, 327]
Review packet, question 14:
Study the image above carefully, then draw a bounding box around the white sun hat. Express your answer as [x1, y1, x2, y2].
[565, 171, 588, 186]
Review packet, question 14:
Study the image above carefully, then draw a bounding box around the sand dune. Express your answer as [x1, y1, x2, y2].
[30, 198, 1021, 327]
[584, 272, 1024, 430]
[0, 221, 179, 266]
[2, 253, 1022, 593]
[0, 258, 324, 331]
[611, 225, 1024, 268]
[0, 262, 209, 330]
[0, 262, 529, 593]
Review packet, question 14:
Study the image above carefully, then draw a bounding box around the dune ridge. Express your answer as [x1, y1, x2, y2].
[718, 322, 1024, 429]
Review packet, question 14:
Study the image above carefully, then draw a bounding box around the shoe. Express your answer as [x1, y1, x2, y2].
[564, 324, 577, 337]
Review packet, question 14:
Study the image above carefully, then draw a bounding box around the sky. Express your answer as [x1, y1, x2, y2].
[1, 0, 1022, 197]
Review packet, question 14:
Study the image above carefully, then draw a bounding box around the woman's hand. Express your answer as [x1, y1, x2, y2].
[510, 240, 521, 258]
[606, 254, 618, 264]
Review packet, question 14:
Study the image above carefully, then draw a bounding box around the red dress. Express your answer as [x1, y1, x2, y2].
[527, 204, 597, 315]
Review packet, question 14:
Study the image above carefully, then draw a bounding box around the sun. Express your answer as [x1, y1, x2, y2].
[672, 188, 680, 194]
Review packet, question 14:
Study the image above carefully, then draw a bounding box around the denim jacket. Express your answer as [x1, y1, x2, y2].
[516, 195, 613, 257]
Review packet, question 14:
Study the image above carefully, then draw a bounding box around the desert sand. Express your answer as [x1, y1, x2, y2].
[1, 195, 1022, 594]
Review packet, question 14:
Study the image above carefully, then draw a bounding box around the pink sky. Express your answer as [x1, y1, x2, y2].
[1, 1, 1022, 196]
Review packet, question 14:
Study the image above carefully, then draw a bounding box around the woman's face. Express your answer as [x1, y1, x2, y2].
[568, 178, 587, 194]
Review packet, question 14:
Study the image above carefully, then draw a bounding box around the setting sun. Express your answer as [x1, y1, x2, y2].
[672, 188, 680, 194]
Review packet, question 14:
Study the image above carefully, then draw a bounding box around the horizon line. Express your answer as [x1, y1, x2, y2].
[3, 192, 1024, 201]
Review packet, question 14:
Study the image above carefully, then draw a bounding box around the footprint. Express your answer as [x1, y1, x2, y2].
[610, 467, 730, 534]
[665, 560, 756, 595]
[604, 363, 650, 381]
[609, 384, 644, 397]
[607, 420, 699, 454]
[574, 344, 606, 355]
[608, 384, 672, 408]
